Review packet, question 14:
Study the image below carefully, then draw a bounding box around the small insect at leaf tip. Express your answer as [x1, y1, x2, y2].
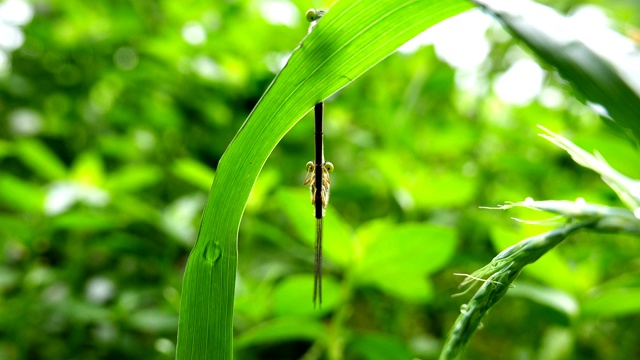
[306, 9, 325, 23]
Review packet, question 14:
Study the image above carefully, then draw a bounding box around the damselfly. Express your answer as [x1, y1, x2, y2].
[304, 102, 333, 307]
[303, 8, 331, 308]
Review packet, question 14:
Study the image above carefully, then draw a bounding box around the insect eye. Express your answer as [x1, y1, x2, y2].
[305, 9, 318, 22]
[325, 162, 334, 172]
[306, 161, 314, 171]
[305, 8, 325, 22]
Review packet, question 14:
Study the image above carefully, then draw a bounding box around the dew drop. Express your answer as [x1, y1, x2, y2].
[460, 304, 470, 314]
[203, 241, 222, 264]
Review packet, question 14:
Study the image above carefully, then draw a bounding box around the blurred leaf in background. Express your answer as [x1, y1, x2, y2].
[1, 0, 640, 359]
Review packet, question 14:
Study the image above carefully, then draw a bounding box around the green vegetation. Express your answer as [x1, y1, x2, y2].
[1, 0, 639, 359]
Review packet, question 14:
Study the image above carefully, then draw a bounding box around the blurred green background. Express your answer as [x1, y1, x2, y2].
[1, 0, 640, 359]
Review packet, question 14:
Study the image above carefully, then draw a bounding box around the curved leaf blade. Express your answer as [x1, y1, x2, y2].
[176, 0, 472, 359]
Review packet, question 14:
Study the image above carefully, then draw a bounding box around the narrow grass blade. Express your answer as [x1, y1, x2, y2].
[539, 126, 640, 215]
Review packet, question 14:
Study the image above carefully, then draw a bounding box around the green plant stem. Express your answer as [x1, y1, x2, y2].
[328, 271, 356, 360]
[440, 219, 596, 360]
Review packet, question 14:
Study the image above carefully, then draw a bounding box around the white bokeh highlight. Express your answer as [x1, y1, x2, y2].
[260, 0, 299, 27]
[182, 21, 207, 46]
[400, 10, 493, 71]
[494, 59, 545, 105]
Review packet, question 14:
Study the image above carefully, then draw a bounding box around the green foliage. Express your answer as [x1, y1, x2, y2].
[475, 0, 640, 144]
[1, 0, 640, 359]
[442, 129, 640, 359]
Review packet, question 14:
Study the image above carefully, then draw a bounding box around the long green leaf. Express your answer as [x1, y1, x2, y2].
[176, 0, 471, 358]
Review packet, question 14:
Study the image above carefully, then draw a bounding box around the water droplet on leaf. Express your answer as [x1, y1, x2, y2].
[460, 304, 469, 314]
[203, 241, 222, 264]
